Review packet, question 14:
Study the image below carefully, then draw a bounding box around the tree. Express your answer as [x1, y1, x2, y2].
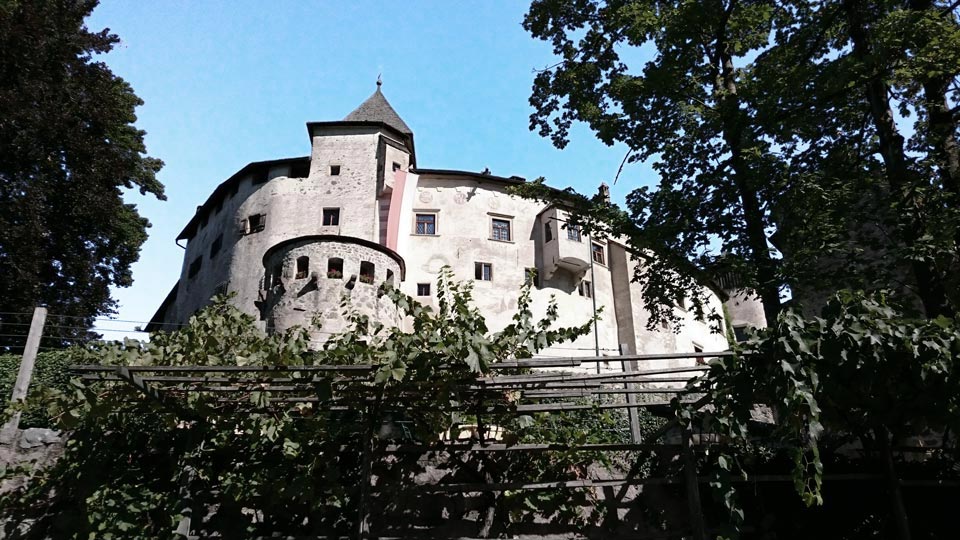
[521, 0, 960, 324]
[759, 0, 960, 319]
[0, 0, 164, 349]
[523, 0, 787, 327]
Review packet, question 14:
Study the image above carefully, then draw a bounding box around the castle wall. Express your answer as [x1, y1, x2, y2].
[261, 238, 403, 340]
[154, 104, 759, 366]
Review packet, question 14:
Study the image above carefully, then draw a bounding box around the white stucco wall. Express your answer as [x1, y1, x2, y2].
[157, 119, 762, 375]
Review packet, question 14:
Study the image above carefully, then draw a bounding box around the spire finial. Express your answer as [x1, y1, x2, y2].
[376, 73, 382, 88]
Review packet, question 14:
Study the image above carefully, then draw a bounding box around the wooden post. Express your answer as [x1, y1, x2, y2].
[877, 429, 912, 540]
[1, 307, 47, 443]
[620, 343, 642, 443]
[682, 427, 707, 540]
[357, 392, 382, 540]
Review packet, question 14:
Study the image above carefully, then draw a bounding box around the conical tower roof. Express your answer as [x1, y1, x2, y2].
[343, 82, 412, 135]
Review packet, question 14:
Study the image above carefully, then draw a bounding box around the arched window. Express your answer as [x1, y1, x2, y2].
[385, 269, 395, 287]
[359, 261, 375, 284]
[327, 257, 343, 279]
[296, 256, 309, 279]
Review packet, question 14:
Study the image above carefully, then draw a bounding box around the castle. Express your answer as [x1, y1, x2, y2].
[147, 84, 765, 362]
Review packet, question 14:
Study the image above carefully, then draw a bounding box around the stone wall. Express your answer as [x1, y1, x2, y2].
[261, 237, 404, 340]
[0, 428, 64, 495]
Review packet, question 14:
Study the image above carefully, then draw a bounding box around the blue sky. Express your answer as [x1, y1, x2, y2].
[86, 1, 656, 338]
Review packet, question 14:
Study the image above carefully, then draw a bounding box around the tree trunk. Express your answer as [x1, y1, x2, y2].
[715, 35, 782, 327]
[842, 0, 952, 318]
[909, 0, 960, 201]
[876, 428, 912, 540]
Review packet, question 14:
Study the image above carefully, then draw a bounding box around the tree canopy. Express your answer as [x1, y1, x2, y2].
[0, 0, 164, 348]
[521, 0, 960, 324]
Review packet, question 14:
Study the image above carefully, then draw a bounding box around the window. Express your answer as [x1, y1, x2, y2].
[733, 325, 749, 343]
[544, 222, 553, 243]
[209, 234, 223, 258]
[322, 208, 340, 226]
[694, 344, 706, 366]
[330, 165, 341, 176]
[415, 213, 436, 235]
[417, 283, 431, 296]
[359, 261, 375, 284]
[327, 257, 343, 279]
[296, 256, 309, 279]
[199, 213, 208, 230]
[228, 182, 239, 199]
[475, 262, 493, 281]
[524, 267, 539, 288]
[188, 256, 202, 279]
[212, 281, 228, 297]
[578, 280, 592, 298]
[252, 168, 269, 185]
[244, 214, 266, 235]
[567, 225, 581, 242]
[392, 162, 402, 172]
[385, 269, 395, 286]
[592, 242, 605, 265]
[491, 218, 512, 242]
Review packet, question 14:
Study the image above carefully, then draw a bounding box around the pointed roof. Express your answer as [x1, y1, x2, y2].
[343, 82, 412, 135]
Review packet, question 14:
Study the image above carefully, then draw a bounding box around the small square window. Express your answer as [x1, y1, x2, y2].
[322, 208, 340, 226]
[491, 218, 512, 242]
[392, 162, 402, 172]
[188, 256, 202, 279]
[524, 267, 539, 288]
[210, 234, 223, 258]
[578, 280, 592, 298]
[733, 325, 748, 343]
[416, 283, 431, 296]
[475, 262, 493, 281]
[567, 225, 581, 242]
[694, 344, 706, 365]
[330, 165, 341, 176]
[244, 214, 266, 234]
[592, 242, 605, 265]
[415, 213, 436, 235]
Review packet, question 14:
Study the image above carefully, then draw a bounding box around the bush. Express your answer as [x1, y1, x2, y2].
[0, 350, 76, 428]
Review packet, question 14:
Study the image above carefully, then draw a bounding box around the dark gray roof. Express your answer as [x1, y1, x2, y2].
[343, 86, 412, 135]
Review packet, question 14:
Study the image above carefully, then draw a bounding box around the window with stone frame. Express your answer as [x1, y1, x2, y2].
[415, 213, 437, 235]
[490, 218, 512, 242]
[567, 224, 581, 242]
[416, 283, 431, 296]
